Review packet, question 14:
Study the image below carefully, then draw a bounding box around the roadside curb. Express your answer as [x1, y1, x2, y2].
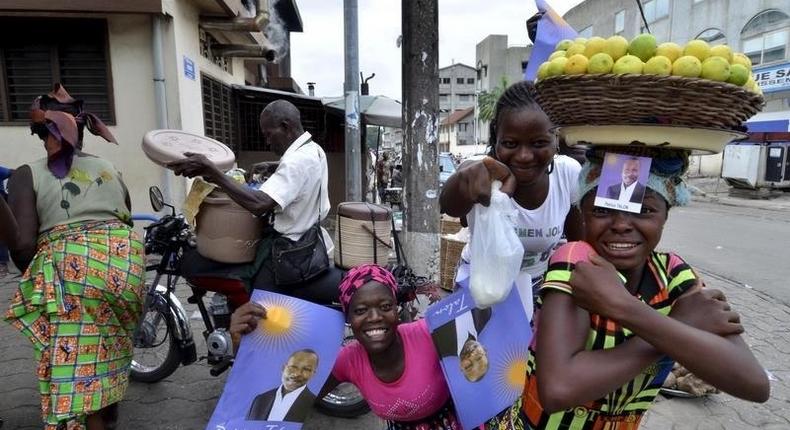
[692, 195, 790, 213]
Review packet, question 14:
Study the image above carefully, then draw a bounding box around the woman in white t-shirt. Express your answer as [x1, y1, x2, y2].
[440, 81, 583, 305]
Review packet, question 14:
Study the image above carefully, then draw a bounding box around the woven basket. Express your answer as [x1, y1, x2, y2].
[536, 74, 764, 130]
[440, 235, 466, 291]
[334, 217, 392, 269]
[441, 216, 463, 235]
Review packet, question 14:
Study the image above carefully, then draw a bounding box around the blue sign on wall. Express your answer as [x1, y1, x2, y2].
[183, 56, 196, 81]
[753, 61, 790, 93]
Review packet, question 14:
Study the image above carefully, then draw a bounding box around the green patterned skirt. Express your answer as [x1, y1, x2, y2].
[5, 220, 144, 429]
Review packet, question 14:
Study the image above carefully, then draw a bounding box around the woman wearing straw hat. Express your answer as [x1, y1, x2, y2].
[487, 147, 769, 430]
[4, 84, 143, 430]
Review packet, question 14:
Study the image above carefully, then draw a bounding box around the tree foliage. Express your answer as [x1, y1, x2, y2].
[477, 76, 509, 123]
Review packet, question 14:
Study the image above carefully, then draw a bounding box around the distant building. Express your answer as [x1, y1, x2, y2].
[475, 35, 532, 145]
[381, 128, 403, 154]
[439, 107, 485, 157]
[439, 63, 477, 120]
[563, 0, 790, 175]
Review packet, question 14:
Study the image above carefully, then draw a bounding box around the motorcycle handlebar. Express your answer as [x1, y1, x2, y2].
[132, 213, 161, 223]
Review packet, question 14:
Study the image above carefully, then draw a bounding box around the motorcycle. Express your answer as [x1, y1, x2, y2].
[130, 186, 373, 417]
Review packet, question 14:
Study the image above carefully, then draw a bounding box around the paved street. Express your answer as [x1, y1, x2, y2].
[660, 200, 790, 304]
[1, 196, 789, 429]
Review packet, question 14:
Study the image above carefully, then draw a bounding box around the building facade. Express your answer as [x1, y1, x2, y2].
[475, 35, 532, 146]
[438, 107, 479, 157]
[563, 0, 790, 175]
[439, 63, 477, 120]
[0, 0, 304, 212]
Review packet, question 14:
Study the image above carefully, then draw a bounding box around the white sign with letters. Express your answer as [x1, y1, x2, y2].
[753, 62, 790, 93]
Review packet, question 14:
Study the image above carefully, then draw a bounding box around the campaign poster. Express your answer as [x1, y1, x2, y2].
[594, 152, 652, 214]
[425, 280, 533, 430]
[206, 290, 345, 430]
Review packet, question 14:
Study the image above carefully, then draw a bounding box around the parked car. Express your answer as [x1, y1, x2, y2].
[463, 153, 488, 162]
[439, 153, 457, 187]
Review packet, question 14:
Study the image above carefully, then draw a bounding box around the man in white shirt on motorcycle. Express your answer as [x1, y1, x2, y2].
[168, 100, 334, 300]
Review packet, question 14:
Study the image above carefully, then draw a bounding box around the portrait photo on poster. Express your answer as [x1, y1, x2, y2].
[594, 152, 652, 214]
[425, 283, 533, 430]
[205, 290, 345, 430]
[433, 307, 492, 383]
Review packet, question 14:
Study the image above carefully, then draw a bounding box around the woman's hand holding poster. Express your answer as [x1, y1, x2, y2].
[207, 290, 345, 430]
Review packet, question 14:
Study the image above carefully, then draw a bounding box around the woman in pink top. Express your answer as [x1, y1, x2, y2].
[231, 264, 460, 429]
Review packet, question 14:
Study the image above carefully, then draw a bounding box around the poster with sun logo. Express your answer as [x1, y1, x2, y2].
[206, 290, 345, 430]
[426, 281, 532, 429]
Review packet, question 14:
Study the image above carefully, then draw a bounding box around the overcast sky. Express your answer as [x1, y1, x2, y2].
[288, 0, 584, 100]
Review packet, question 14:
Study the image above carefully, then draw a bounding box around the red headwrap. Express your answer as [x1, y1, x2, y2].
[29, 83, 117, 178]
[338, 264, 398, 314]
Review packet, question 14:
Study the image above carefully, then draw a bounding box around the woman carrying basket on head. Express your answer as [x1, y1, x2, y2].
[5, 84, 144, 430]
[484, 147, 769, 430]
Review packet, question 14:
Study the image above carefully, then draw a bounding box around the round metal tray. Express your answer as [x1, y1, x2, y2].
[659, 387, 702, 398]
[558, 124, 748, 155]
[142, 129, 235, 171]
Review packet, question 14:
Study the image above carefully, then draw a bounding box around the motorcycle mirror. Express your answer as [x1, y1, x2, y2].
[149, 186, 165, 212]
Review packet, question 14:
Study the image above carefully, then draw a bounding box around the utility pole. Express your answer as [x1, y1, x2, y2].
[344, 0, 362, 201]
[402, 0, 440, 280]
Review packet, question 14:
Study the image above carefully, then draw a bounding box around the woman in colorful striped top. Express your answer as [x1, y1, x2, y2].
[488, 148, 769, 430]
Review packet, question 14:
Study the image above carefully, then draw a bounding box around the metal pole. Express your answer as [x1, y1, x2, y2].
[402, 0, 440, 280]
[152, 14, 172, 202]
[344, 0, 362, 201]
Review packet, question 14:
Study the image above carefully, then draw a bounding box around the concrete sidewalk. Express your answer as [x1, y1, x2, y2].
[1, 269, 788, 429]
[687, 176, 790, 213]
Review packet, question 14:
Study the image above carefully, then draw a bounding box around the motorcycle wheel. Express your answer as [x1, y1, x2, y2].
[130, 305, 182, 383]
[316, 382, 370, 418]
[315, 329, 370, 418]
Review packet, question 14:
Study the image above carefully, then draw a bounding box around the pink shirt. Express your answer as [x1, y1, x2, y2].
[332, 319, 451, 422]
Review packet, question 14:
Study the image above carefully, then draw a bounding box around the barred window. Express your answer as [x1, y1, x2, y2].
[201, 74, 236, 149]
[235, 90, 328, 152]
[0, 17, 114, 124]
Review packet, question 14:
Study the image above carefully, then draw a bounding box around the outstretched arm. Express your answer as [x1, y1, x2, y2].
[168, 153, 277, 217]
[439, 158, 516, 218]
[204, 165, 277, 217]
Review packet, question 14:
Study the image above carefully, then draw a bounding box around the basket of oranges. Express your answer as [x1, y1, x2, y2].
[535, 34, 764, 131]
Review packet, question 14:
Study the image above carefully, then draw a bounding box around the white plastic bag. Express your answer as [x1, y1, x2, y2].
[469, 181, 524, 308]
